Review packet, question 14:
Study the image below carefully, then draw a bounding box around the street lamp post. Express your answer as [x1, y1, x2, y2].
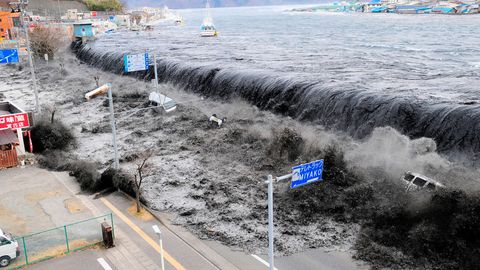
[152, 225, 165, 270]
[107, 87, 119, 169]
[84, 83, 119, 169]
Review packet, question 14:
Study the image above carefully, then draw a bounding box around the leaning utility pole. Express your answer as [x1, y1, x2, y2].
[16, 0, 41, 113]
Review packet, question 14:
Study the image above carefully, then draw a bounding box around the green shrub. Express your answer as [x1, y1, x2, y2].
[68, 161, 100, 191]
[30, 119, 74, 153]
[37, 150, 73, 171]
[83, 0, 123, 11]
[100, 168, 145, 203]
[267, 127, 304, 162]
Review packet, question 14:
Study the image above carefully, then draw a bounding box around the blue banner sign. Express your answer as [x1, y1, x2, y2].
[0, 49, 19, 64]
[291, 159, 324, 189]
[124, 53, 149, 72]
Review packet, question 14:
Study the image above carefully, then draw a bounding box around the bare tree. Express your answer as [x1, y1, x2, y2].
[133, 150, 154, 213]
[29, 25, 66, 59]
[46, 104, 56, 124]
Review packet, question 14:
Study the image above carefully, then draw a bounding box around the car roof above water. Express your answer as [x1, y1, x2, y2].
[403, 171, 446, 189]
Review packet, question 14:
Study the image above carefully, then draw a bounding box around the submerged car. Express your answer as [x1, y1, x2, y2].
[401, 171, 445, 192]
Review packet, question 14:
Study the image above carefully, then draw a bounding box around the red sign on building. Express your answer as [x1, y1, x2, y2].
[0, 113, 30, 130]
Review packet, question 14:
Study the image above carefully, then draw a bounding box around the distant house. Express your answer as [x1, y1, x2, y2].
[73, 22, 94, 38]
[364, 0, 384, 12]
[67, 9, 78, 21]
[431, 5, 456, 13]
[395, 5, 432, 14]
[0, 11, 20, 40]
[0, 0, 10, 11]
[113, 14, 131, 28]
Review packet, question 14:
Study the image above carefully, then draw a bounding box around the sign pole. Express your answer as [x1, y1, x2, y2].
[154, 53, 159, 92]
[267, 174, 274, 270]
[153, 53, 165, 106]
[264, 160, 323, 270]
[108, 87, 119, 169]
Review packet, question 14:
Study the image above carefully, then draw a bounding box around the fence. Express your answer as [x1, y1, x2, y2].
[8, 213, 114, 269]
[0, 147, 18, 169]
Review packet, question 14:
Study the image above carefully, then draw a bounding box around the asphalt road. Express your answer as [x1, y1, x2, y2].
[27, 249, 116, 270]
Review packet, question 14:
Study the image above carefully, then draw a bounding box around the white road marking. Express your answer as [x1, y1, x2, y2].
[97, 258, 113, 270]
[251, 254, 279, 270]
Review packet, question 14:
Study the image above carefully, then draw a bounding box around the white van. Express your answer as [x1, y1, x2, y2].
[0, 229, 19, 268]
[401, 171, 445, 192]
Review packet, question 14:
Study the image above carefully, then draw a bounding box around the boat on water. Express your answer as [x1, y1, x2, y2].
[200, 0, 218, 37]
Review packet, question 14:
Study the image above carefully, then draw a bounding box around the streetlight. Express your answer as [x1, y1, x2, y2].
[84, 83, 119, 169]
[152, 225, 165, 270]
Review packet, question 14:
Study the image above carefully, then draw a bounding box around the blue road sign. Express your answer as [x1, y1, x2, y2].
[124, 53, 149, 72]
[0, 49, 19, 64]
[291, 159, 324, 189]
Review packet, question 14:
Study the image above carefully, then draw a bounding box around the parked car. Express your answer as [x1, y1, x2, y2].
[401, 171, 445, 192]
[0, 228, 19, 268]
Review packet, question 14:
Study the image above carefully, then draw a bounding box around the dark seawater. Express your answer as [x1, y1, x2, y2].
[74, 6, 480, 160]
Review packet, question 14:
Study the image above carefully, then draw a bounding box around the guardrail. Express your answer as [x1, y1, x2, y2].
[8, 213, 114, 269]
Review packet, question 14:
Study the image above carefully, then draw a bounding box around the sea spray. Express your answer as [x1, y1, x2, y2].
[72, 41, 480, 163]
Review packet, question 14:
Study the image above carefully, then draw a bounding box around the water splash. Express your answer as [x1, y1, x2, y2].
[72, 41, 480, 163]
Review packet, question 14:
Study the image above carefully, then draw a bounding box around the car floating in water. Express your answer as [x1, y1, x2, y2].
[401, 171, 445, 192]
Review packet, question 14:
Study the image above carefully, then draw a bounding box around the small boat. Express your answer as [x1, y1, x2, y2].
[201, 19, 217, 37]
[200, 0, 218, 37]
[174, 12, 184, 26]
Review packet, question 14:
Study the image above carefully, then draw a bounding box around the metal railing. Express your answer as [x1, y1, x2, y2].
[8, 213, 114, 269]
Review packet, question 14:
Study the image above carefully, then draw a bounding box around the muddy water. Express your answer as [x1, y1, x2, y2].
[74, 6, 480, 161]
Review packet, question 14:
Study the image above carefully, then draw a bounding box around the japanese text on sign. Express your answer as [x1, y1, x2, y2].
[0, 113, 30, 130]
[290, 159, 324, 189]
[124, 53, 149, 72]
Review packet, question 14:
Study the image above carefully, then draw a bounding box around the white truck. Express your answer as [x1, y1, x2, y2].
[0, 228, 19, 268]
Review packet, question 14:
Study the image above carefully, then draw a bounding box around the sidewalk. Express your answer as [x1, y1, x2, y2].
[52, 170, 240, 270]
[52, 171, 164, 270]
[27, 249, 117, 270]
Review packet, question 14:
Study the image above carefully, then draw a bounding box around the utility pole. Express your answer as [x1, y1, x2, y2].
[108, 87, 119, 169]
[17, 0, 40, 113]
[57, 0, 61, 20]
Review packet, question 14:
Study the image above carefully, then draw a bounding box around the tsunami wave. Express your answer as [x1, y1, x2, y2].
[72, 41, 480, 162]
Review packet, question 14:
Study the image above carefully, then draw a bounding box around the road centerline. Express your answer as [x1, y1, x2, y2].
[100, 197, 187, 270]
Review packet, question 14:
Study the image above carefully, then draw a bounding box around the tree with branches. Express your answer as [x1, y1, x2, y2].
[29, 25, 66, 59]
[133, 150, 153, 213]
